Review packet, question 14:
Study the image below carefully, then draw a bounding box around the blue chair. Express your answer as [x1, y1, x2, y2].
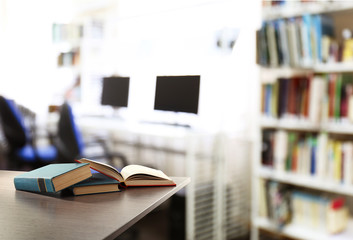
[55, 101, 128, 166]
[55, 102, 84, 162]
[0, 96, 57, 170]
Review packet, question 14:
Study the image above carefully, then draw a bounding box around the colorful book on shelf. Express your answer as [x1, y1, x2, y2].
[262, 130, 275, 166]
[70, 172, 120, 196]
[301, 14, 313, 66]
[14, 163, 92, 193]
[266, 20, 279, 67]
[328, 73, 337, 119]
[76, 158, 176, 187]
[277, 78, 290, 118]
[334, 74, 342, 119]
[308, 76, 325, 123]
[291, 190, 348, 234]
[287, 18, 300, 66]
[277, 19, 290, 66]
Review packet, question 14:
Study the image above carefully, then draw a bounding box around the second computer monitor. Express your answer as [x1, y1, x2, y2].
[154, 75, 200, 114]
[101, 76, 130, 108]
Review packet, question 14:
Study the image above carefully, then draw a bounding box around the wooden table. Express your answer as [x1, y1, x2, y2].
[0, 170, 190, 240]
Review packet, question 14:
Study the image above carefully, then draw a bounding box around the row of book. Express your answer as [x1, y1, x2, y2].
[52, 23, 83, 43]
[261, 75, 324, 123]
[261, 73, 353, 123]
[262, 130, 353, 185]
[256, 13, 341, 67]
[259, 180, 349, 234]
[57, 49, 80, 67]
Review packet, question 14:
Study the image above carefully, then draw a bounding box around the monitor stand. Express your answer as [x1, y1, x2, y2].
[140, 111, 191, 128]
[111, 107, 125, 120]
[141, 121, 191, 128]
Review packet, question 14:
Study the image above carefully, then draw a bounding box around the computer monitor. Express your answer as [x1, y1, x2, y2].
[154, 75, 200, 114]
[101, 76, 130, 108]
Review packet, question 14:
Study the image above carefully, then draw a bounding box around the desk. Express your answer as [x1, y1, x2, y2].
[76, 117, 223, 240]
[0, 170, 190, 240]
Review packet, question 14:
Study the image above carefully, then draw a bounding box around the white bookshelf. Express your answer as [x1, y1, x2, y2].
[253, 2, 353, 240]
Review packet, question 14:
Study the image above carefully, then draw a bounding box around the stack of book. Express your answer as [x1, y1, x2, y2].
[14, 158, 176, 196]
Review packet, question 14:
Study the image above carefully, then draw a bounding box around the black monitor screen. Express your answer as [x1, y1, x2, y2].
[101, 77, 130, 107]
[154, 75, 200, 114]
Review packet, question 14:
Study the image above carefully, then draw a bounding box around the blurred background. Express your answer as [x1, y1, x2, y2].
[3, 0, 353, 240]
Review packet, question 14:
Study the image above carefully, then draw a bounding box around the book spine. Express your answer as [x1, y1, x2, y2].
[14, 177, 55, 193]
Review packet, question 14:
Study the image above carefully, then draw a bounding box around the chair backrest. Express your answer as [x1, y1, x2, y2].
[0, 96, 29, 149]
[56, 102, 84, 161]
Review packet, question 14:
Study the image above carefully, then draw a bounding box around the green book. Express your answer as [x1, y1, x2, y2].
[70, 172, 120, 196]
[286, 132, 297, 171]
[14, 163, 92, 193]
[334, 74, 342, 119]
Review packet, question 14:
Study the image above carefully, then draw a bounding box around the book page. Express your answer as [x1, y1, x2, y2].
[76, 158, 124, 182]
[121, 165, 172, 181]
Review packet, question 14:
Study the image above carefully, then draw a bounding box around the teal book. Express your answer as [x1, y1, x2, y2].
[14, 163, 92, 193]
[70, 172, 120, 196]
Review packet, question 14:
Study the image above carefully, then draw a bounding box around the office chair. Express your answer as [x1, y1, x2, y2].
[55, 101, 128, 167]
[0, 96, 57, 170]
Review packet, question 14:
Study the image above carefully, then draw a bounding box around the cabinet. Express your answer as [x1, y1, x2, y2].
[253, 1, 353, 239]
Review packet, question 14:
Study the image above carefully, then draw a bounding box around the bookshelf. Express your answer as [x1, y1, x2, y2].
[253, 1, 353, 239]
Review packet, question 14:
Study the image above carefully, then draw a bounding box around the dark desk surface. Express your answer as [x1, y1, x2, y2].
[0, 170, 190, 240]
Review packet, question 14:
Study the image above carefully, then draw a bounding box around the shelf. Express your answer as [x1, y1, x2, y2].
[256, 2, 353, 239]
[260, 63, 353, 82]
[260, 117, 353, 134]
[260, 117, 320, 131]
[254, 217, 353, 240]
[262, 2, 353, 20]
[257, 167, 353, 196]
[322, 122, 353, 135]
[260, 67, 312, 83]
[314, 62, 353, 73]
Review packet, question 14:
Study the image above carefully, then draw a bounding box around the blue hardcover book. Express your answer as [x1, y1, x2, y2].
[14, 163, 92, 193]
[70, 172, 120, 196]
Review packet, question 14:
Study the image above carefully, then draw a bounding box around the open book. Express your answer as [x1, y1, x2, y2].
[76, 158, 176, 187]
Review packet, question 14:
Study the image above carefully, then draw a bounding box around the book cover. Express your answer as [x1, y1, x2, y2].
[274, 130, 288, 172]
[14, 163, 91, 193]
[309, 76, 325, 123]
[70, 172, 120, 196]
[277, 19, 290, 66]
[274, 20, 284, 66]
[277, 78, 289, 118]
[286, 132, 297, 172]
[334, 74, 342, 120]
[262, 130, 275, 166]
[301, 14, 313, 66]
[266, 20, 279, 67]
[287, 18, 300, 66]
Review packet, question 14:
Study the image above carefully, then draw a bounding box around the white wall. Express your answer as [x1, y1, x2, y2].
[0, 0, 261, 135]
[110, 0, 262, 133]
